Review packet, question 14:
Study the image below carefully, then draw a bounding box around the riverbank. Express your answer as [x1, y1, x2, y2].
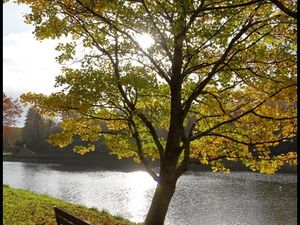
[2, 153, 146, 171]
[3, 185, 139, 225]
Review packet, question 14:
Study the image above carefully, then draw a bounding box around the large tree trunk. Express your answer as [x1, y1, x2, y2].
[145, 181, 176, 225]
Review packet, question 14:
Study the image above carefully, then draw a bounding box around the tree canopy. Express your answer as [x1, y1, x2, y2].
[14, 0, 297, 224]
[18, 0, 297, 173]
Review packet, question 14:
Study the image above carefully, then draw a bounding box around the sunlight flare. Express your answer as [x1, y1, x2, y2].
[135, 33, 154, 50]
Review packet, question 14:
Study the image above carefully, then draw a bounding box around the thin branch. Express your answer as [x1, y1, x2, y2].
[204, 133, 296, 146]
[135, 112, 165, 161]
[183, 9, 243, 76]
[202, 91, 228, 116]
[74, 0, 170, 83]
[206, 154, 295, 163]
[190, 84, 295, 140]
[251, 111, 297, 121]
[203, 0, 261, 11]
[98, 130, 127, 135]
[129, 119, 159, 181]
[186, 0, 205, 30]
[183, 6, 242, 76]
[190, 83, 296, 141]
[141, 0, 173, 60]
[269, 0, 297, 19]
[182, 18, 256, 118]
[155, 1, 174, 23]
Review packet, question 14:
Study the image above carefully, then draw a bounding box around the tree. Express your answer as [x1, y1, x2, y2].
[16, 1, 297, 224]
[3, 92, 22, 134]
[22, 107, 56, 153]
[3, 127, 23, 152]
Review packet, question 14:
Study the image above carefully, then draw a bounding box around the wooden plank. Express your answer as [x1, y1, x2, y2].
[54, 206, 94, 225]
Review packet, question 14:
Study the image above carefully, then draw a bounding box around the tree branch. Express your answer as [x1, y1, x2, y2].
[203, 0, 261, 11]
[74, 0, 170, 83]
[182, 19, 256, 118]
[190, 83, 296, 141]
[141, 0, 173, 60]
[129, 119, 159, 181]
[251, 111, 297, 121]
[203, 133, 296, 146]
[269, 0, 297, 19]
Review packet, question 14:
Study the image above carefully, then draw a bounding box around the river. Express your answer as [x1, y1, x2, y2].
[3, 161, 297, 225]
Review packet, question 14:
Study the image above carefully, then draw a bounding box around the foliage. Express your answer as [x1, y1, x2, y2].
[13, 0, 297, 223]
[18, 0, 297, 174]
[3, 92, 22, 134]
[3, 185, 139, 225]
[3, 127, 23, 152]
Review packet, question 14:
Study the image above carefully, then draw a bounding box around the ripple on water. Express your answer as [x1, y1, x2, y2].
[3, 162, 297, 225]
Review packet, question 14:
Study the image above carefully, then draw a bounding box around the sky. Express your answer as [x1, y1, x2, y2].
[3, 2, 63, 126]
[3, 2, 153, 127]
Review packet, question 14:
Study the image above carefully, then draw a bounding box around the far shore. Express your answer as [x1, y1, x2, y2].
[3, 153, 297, 174]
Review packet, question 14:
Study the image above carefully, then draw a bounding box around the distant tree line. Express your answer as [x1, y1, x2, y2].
[4, 106, 296, 159]
[3, 107, 108, 156]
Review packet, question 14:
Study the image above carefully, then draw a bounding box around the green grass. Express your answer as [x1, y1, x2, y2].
[3, 184, 141, 225]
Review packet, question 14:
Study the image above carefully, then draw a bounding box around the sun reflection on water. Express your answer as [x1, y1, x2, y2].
[124, 171, 156, 222]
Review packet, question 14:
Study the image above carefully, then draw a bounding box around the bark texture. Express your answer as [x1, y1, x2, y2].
[145, 181, 176, 225]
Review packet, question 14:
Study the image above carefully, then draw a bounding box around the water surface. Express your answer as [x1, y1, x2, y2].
[3, 161, 297, 225]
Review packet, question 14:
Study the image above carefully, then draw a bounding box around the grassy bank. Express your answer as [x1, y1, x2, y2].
[3, 185, 140, 225]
